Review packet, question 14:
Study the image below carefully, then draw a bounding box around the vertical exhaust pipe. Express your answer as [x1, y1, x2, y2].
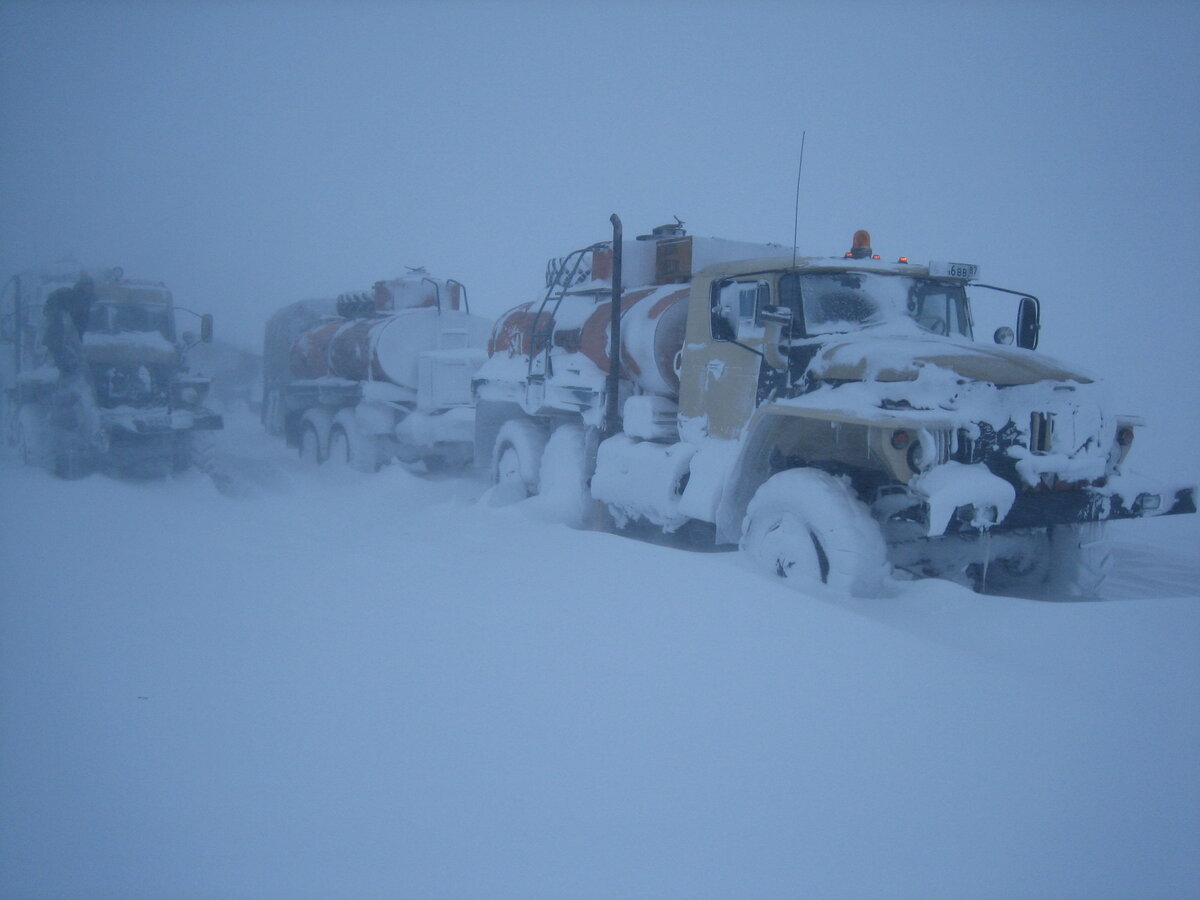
[605, 214, 623, 438]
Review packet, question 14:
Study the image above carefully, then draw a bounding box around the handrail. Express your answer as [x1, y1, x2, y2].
[446, 279, 469, 314]
[527, 241, 609, 380]
[421, 276, 442, 314]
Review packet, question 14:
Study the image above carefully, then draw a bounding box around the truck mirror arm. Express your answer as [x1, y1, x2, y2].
[969, 283, 1041, 351]
[718, 335, 767, 363]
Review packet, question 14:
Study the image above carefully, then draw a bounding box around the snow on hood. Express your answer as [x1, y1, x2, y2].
[811, 334, 1093, 387]
[779, 339, 1116, 486]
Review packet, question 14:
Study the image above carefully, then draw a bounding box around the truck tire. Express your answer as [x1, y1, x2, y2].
[534, 422, 597, 527]
[262, 390, 286, 436]
[978, 524, 1111, 600]
[16, 404, 47, 468]
[742, 468, 889, 597]
[486, 418, 548, 506]
[298, 409, 333, 466]
[327, 425, 352, 466]
[331, 408, 382, 473]
[1047, 523, 1111, 600]
[299, 423, 325, 465]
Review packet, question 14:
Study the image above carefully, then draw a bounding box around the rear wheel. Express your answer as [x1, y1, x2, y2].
[534, 423, 596, 527]
[332, 408, 383, 472]
[742, 468, 889, 597]
[486, 418, 547, 506]
[16, 404, 45, 467]
[299, 423, 324, 465]
[327, 425, 352, 467]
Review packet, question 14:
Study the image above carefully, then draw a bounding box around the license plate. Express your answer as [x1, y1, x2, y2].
[930, 260, 980, 280]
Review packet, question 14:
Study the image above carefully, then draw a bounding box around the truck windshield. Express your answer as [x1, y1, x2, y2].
[778, 272, 971, 339]
[86, 303, 175, 341]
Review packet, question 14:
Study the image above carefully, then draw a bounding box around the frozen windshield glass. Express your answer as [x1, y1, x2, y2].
[86, 304, 174, 340]
[778, 272, 970, 338]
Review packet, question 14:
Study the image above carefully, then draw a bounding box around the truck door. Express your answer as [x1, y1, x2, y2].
[679, 276, 771, 440]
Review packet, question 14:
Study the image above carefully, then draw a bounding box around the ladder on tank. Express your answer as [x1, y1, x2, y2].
[526, 242, 610, 384]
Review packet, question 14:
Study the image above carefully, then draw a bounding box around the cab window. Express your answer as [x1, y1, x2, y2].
[711, 279, 771, 341]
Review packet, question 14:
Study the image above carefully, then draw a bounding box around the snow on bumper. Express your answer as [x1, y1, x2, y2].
[910, 462, 1195, 536]
[912, 462, 1015, 536]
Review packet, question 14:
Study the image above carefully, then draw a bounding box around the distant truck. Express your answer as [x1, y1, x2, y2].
[261, 270, 492, 471]
[1, 265, 223, 478]
[472, 218, 1195, 596]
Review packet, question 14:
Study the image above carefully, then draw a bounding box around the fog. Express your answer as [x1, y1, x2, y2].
[2, 3, 1199, 896]
[3, 2, 1198, 478]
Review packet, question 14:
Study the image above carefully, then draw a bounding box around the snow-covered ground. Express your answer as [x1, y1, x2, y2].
[2, 407, 1198, 899]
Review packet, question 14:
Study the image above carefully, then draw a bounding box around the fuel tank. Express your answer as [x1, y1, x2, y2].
[487, 283, 690, 397]
[289, 308, 491, 390]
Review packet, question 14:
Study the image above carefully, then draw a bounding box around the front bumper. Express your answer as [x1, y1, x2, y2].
[945, 483, 1195, 535]
[105, 408, 224, 434]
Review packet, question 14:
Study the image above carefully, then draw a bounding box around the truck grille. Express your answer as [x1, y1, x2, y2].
[1029, 412, 1055, 453]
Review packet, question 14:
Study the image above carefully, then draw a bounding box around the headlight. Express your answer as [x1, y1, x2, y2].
[172, 381, 208, 406]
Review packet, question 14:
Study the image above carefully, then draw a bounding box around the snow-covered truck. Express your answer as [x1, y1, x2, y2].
[1, 265, 223, 478]
[473, 218, 1195, 596]
[261, 270, 492, 471]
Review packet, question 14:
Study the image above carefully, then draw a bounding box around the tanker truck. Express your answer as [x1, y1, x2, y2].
[472, 217, 1195, 596]
[261, 270, 492, 471]
[1, 264, 222, 478]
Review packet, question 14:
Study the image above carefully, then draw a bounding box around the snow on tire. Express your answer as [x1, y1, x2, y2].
[331, 408, 382, 472]
[1046, 523, 1111, 600]
[530, 423, 596, 527]
[298, 409, 333, 466]
[485, 418, 548, 507]
[16, 404, 48, 469]
[742, 468, 889, 598]
[327, 425, 352, 467]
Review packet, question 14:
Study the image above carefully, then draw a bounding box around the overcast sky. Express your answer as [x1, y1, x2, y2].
[2, 0, 1197, 476]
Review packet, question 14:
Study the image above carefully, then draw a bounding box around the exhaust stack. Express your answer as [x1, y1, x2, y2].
[605, 214, 623, 438]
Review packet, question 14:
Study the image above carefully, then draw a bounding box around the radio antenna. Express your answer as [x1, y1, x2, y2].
[791, 131, 806, 269]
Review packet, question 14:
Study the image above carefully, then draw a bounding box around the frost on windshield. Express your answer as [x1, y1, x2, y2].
[779, 271, 971, 339]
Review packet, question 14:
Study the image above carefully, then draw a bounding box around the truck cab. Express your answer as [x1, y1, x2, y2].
[1, 266, 222, 478]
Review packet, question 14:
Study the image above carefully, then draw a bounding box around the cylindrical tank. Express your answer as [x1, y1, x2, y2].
[617, 285, 689, 396]
[289, 308, 488, 390]
[487, 285, 689, 397]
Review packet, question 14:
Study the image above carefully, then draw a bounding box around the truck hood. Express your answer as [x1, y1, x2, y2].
[809, 335, 1093, 387]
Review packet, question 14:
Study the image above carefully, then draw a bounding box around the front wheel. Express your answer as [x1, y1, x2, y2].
[1047, 523, 1111, 600]
[742, 468, 889, 597]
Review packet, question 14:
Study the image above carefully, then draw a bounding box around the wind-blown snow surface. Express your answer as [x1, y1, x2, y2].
[2, 410, 1198, 899]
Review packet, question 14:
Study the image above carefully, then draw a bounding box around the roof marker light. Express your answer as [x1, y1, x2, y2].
[898, 257, 909, 264]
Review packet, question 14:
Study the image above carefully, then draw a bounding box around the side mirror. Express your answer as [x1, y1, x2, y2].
[1016, 297, 1039, 350]
[761, 305, 793, 372]
[200, 313, 214, 343]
